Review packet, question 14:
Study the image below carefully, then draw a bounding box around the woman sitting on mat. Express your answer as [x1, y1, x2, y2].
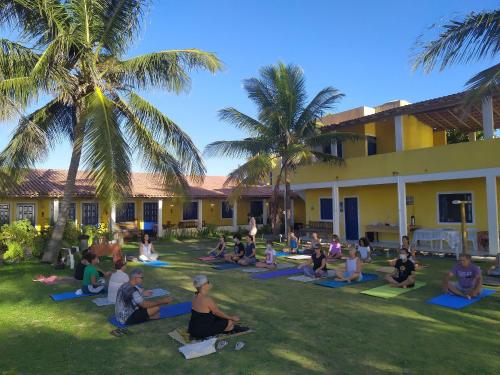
[139, 234, 158, 262]
[188, 275, 248, 340]
[288, 231, 299, 253]
[224, 234, 245, 263]
[256, 240, 277, 269]
[82, 253, 111, 294]
[384, 248, 416, 288]
[107, 259, 129, 303]
[335, 247, 363, 282]
[298, 243, 328, 278]
[208, 235, 226, 258]
[238, 235, 257, 266]
[357, 237, 371, 263]
[327, 234, 342, 261]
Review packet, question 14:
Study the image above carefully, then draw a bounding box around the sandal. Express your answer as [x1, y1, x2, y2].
[235, 341, 245, 351]
[118, 328, 129, 335]
[216, 340, 228, 350]
[110, 329, 123, 338]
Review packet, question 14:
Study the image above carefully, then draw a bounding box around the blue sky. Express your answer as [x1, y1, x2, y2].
[0, 0, 498, 176]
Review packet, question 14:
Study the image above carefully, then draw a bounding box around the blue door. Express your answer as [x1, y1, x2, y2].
[143, 202, 158, 235]
[344, 197, 359, 241]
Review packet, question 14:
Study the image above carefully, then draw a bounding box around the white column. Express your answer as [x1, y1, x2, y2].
[486, 175, 499, 255]
[397, 177, 407, 246]
[482, 96, 495, 139]
[110, 204, 116, 231]
[331, 141, 338, 156]
[332, 182, 340, 236]
[395, 115, 404, 151]
[53, 199, 59, 224]
[232, 201, 238, 230]
[157, 199, 163, 238]
[197, 199, 203, 229]
[262, 199, 268, 226]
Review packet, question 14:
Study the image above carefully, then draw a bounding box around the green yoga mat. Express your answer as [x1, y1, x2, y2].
[361, 281, 426, 299]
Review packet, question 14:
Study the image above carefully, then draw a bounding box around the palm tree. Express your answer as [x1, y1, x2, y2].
[413, 10, 499, 103]
[204, 62, 361, 235]
[0, 0, 222, 262]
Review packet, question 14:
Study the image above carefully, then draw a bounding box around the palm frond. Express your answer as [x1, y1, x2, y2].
[305, 131, 365, 147]
[67, 0, 106, 47]
[0, 39, 39, 79]
[224, 154, 273, 188]
[218, 107, 267, 135]
[463, 63, 500, 106]
[414, 10, 500, 72]
[0, 76, 40, 111]
[204, 138, 271, 159]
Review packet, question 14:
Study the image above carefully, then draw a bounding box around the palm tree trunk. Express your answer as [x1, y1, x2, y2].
[42, 109, 85, 263]
[270, 174, 282, 235]
[284, 167, 291, 238]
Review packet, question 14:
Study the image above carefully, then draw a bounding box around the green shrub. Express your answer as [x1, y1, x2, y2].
[3, 241, 24, 262]
[0, 220, 37, 261]
[82, 225, 98, 245]
[63, 221, 81, 246]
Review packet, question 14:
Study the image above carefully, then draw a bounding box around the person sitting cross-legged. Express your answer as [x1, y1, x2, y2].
[256, 240, 277, 269]
[139, 233, 158, 262]
[385, 248, 416, 288]
[115, 268, 173, 325]
[208, 235, 226, 258]
[298, 243, 328, 278]
[238, 235, 257, 266]
[443, 253, 482, 300]
[82, 253, 110, 294]
[335, 247, 363, 282]
[224, 234, 245, 263]
[107, 260, 129, 303]
[188, 275, 248, 340]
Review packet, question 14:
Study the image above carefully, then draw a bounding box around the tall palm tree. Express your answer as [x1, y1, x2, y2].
[205, 62, 361, 235]
[413, 9, 499, 103]
[0, 0, 222, 262]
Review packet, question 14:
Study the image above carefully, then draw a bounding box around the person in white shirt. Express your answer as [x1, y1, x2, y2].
[107, 260, 129, 303]
[356, 237, 371, 263]
[256, 240, 277, 269]
[139, 233, 158, 261]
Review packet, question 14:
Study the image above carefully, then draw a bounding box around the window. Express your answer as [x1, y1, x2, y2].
[438, 193, 473, 223]
[322, 143, 332, 155]
[117, 203, 135, 222]
[51, 202, 76, 225]
[221, 201, 233, 219]
[183, 201, 198, 221]
[320, 198, 333, 221]
[82, 203, 99, 226]
[336, 141, 343, 158]
[17, 204, 35, 225]
[367, 136, 377, 156]
[250, 200, 264, 224]
[0, 204, 9, 225]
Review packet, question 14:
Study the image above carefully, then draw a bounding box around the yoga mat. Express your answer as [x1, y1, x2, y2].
[169, 326, 253, 346]
[109, 301, 192, 328]
[285, 255, 311, 260]
[314, 273, 379, 288]
[288, 270, 337, 283]
[211, 263, 242, 270]
[50, 290, 93, 301]
[251, 268, 302, 280]
[241, 268, 267, 273]
[361, 281, 426, 299]
[427, 289, 496, 309]
[483, 276, 500, 286]
[92, 288, 169, 306]
[275, 251, 290, 257]
[140, 260, 170, 268]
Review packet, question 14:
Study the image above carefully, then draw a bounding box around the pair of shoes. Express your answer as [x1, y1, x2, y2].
[217, 339, 245, 351]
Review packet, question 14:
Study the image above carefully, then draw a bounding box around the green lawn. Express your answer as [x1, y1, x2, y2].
[0, 240, 499, 375]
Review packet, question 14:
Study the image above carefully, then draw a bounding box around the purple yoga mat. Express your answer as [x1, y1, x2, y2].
[251, 268, 302, 280]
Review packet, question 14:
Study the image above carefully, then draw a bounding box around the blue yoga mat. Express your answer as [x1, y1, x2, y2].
[50, 291, 93, 301]
[141, 260, 170, 268]
[251, 268, 302, 280]
[427, 289, 496, 309]
[314, 273, 378, 288]
[108, 301, 192, 328]
[212, 263, 242, 270]
[275, 251, 290, 257]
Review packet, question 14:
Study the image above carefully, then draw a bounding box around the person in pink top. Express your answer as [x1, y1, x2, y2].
[256, 240, 277, 269]
[327, 234, 342, 261]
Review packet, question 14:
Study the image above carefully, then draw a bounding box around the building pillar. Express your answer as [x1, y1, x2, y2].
[110, 204, 116, 232]
[197, 199, 203, 229]
[482, 96, 495, 139]
[395, 115, 404, 152]
[332, 182, 340, 236]
[157, 199, 163, 238]
[232, 201, 238, 231]
[486, 175, 499, 255]
[397, 177, 407, 246]
[53, 199, 59, 224]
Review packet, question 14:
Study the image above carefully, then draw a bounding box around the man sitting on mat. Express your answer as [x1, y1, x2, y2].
[188, 275, 248, 340]
[115, 268, 173, 325]
[238, 235, 257, 266]
[224, 234, 245, 263]
[443, 253, 482, 300]
[82, 253, 111, 294]
[385, 248, 415, 288]
[298, 243, 328, 278]
[335, 247, 363, 282]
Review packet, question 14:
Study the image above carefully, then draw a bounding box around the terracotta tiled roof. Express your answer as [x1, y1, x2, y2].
[3, 169, 273, 199]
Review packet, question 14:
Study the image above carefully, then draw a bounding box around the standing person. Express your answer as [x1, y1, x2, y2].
[107, 260, 129, 303]
[224, 234, 245, 263]
[288, 231, 299, 253]
[248, 214, 257, 243]
[357, 237, 371, 263]
[443, 254, 482, 299]
[303, 232, 321, 255]
[208, 235, 226, 258]
[298, 244, 328, 278]
[335, 247, 363, 282]
[82, 253, 110, 295]
[139, 233, 158, 261]
[238, 235, 257, 266]
[188, 275, 248, 340]
[256, 240, 277, 269]
[384, 248, 416, 288]
[115, 269, 173, 325]
[327, 234, 342, 261]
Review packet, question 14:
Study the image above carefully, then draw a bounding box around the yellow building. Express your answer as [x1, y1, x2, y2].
[0, 170, 274, 237]
[288, 92, 500, 256]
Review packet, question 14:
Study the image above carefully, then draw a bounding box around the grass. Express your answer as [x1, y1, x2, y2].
[0, 239, 499, 375]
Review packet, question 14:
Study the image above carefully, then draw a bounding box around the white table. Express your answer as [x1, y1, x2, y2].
[412, 229, 461, 258]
